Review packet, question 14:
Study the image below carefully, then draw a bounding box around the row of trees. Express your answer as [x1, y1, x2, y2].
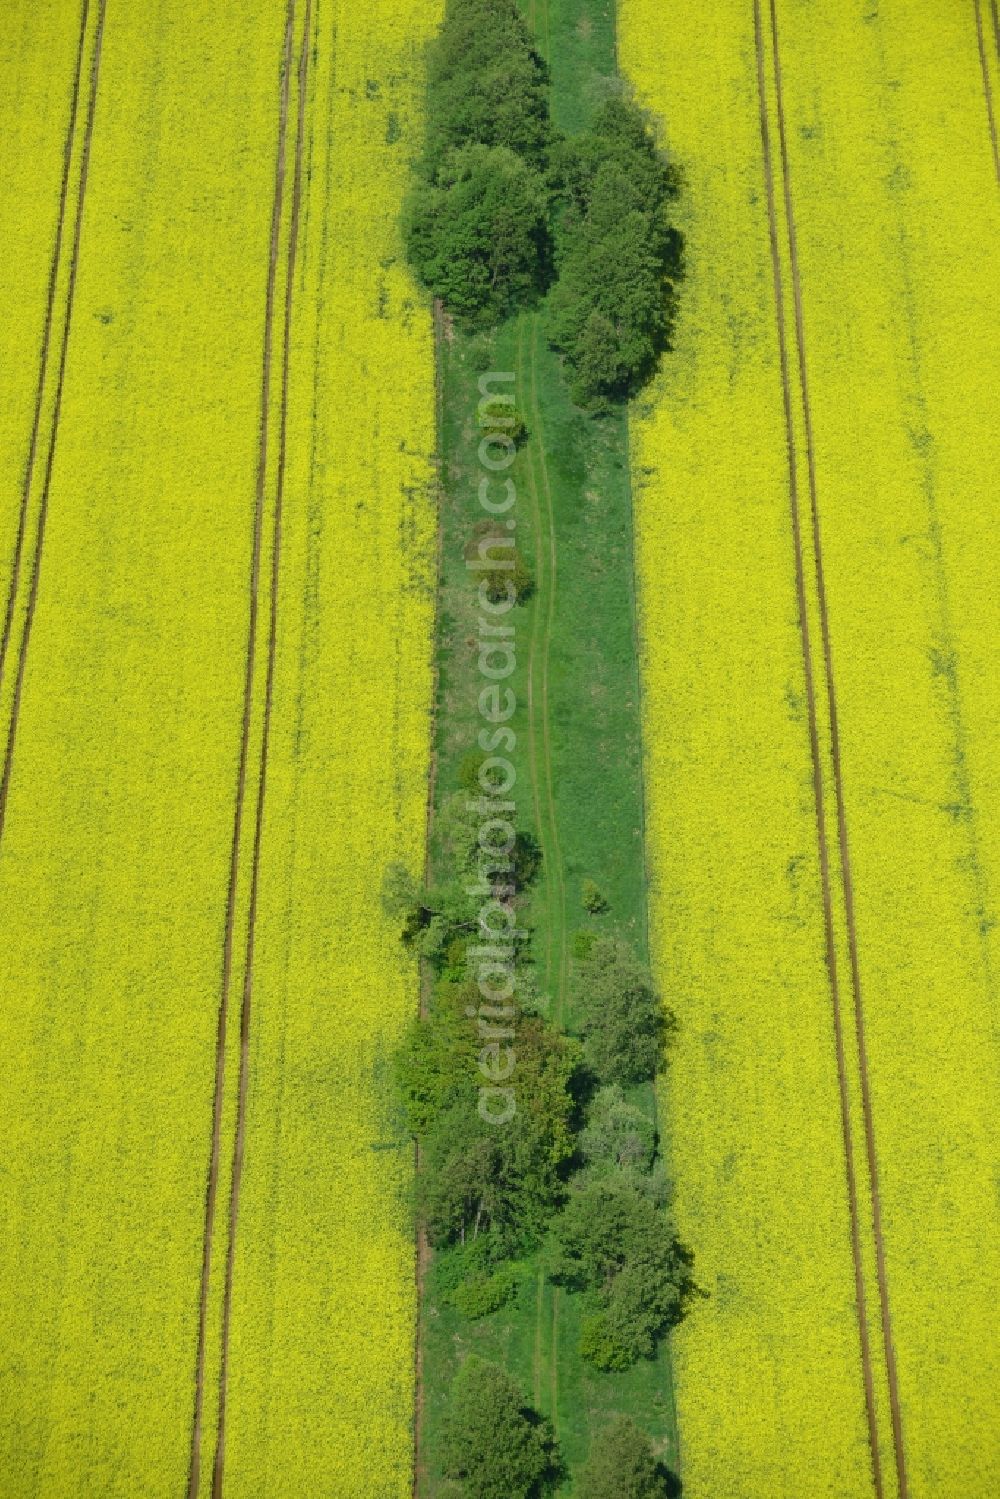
[404, 0, 682, 407]
[385, 793, 695, 1491]
[439, 1358, 680, 1498]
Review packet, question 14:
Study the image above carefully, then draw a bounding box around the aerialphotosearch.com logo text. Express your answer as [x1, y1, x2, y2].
[466, 371, 524, 1128]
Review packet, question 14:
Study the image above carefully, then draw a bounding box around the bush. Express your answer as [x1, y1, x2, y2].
[405, 144, 552, 326]
[550, 1177, 695, 1369]
[574, 936, 671, 1087]
[480, 405, 529, 448]
[547, 100, 681, 407]
[577, 1417, 678, 1499]
[581, 878, 608, 914]
[439, 1358, 561, 1499]
[448, 1262, 521, 1319]
[467, 521, 534, 605]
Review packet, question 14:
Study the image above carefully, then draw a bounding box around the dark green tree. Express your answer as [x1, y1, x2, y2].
[576, 1417, 678, 1499]
[547, 99, 681, 406]
[574, 936, 671, 1087]
[550, 1177, 694, 1370]
[422, 0, 554, 177]
[405, 145, 552, 326]
[417, 1017, 580, 1254]
[439, 1358, 561, 1499]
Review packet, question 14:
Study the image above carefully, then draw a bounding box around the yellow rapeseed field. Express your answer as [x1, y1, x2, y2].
[763, 3, 1000, 1493]
[0, 0, 437, 1495]
[214, 0, 439, 1494]
[0, 0, 286, 1492]
[620, 3, 890, 1494]
[623, 1, 999, 1496]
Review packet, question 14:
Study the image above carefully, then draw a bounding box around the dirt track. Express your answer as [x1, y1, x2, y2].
[186, 4, 300, 1495]
[973, 0, 1000, 183]
[0, 0, 91, 700]
[752, 3, 908, 1495]
[0, 0, 107, 851]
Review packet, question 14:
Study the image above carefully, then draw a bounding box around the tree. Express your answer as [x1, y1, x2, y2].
[547, 99, 681, 407]
[422, 0, 554, 178]
[578, 1085, 656, 1179]
[405, 145, 552, 326]
[439, 1358, 561, 1499]
[576, 1417, 678, 1499]
[417, 1017, 581, 1254]
[574, 936, 671, 1087]
[404, 0, 557, 324]
[550, 1177, 694, 1370]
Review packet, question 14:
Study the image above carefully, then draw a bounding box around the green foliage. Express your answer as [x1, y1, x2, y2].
[467, 520, 535, 605]
[581, 877, 608, 914]
[405, 0, 556, 324]
[434, 1238, 523, 1321]
[395, 979, 478, 1136]
[576, 1417, 678, 1499]
[573, 929, 598, 962]
[422, 0, 554, 179]
[574, 936, 671, 1087]
[439, 1358, 561, 1499]
[405, 145, 552, 326]
[547, 100, 681, 407]
[419, 1018, 581, 1254]
[550, 1177, 695, 1370]
[448, 1262, 521, 1319]
[480, 404, 529, 448]
[578, 1085, 657, 1179]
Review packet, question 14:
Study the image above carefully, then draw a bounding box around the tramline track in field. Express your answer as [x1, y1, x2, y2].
[753, 2, 911, 1496]
[187, 3, 308, 1493]
[0, 0, 91, 699]
[973, 0, 1000, 183]
[762, 2, 911, 1489]
[211, 1, 313, 1492]
[0, 0, 107, 851]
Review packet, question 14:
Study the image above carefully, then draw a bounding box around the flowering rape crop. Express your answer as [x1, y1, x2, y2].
[622, 1, 999, 1497]
[0, 0, 437, 1494]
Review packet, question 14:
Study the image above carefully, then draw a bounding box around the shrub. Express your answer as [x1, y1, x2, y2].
[547, 100, 681, 407]
[581, 878, 608, 914]
[574, 936, 672, 1086]
[448, 1263, 521, 1319]
[577, 1417, 678, 1499]
[405, 144, 552, 326]
[467, 521, 535, 605]
[439, 1358, 561, 1499]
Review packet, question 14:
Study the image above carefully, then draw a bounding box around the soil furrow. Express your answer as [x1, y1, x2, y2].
[0, 0, 107, 852]
[766, 3, 910, 1493]
[186, 6, 297, 1495]
[210, 4, 313, 1492]
[973, 0, 1000, 183]
[751, 5, 885, 1494]
[0, 0, 91, 698]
